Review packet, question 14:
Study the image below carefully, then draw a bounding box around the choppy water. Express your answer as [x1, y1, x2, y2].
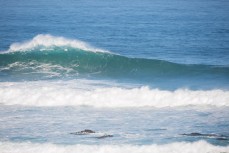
[0, 0, 229, 152]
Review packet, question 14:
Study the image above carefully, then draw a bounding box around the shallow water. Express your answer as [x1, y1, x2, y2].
[0, 105, 228, 146]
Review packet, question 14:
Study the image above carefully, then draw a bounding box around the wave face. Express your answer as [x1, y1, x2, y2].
[0, 81, 228, 107]
[1, 141, 229, 153]
[0, 35, 229, 84]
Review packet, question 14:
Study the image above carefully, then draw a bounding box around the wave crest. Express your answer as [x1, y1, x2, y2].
[7, 34, 108, 53]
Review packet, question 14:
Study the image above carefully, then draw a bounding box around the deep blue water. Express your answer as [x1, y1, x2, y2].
[1, 0, 229, 65]
[0, 0, 229, 152]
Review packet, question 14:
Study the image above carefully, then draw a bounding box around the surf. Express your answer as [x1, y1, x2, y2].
[0, 81, 228, 107]
[1, 141, 229, 153]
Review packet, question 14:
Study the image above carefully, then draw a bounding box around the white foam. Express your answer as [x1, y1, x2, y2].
[0, 61, 76, 78]
[0, 141, 228, 153]
[7, 34, 109, 53]
[0, 81, 228, 107]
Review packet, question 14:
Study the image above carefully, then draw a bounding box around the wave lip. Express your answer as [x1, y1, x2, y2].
[7, 34, 109, 53]
[0, 141, 228, 153]
[0, 81, 228, 107]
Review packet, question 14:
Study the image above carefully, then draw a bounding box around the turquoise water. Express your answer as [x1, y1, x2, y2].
[1, 47, 229, 89]
[0, 0, 229, 152]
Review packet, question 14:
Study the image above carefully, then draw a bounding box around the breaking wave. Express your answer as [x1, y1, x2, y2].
[0, 35, 228, 81]
[0, 81, 228, 107]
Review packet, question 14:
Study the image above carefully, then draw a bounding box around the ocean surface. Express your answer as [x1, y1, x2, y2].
[0, 0, 229, 152]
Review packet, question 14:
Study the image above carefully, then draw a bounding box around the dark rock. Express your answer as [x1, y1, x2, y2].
[83, 129, 95, 133]
[181, 133, 203, 136]
[181, 133, 218, 137]
[216, 137, 228, 141]
[181, 132, 229, 141]
[70, 129, 114, 139]
[70, 129, 95, 135]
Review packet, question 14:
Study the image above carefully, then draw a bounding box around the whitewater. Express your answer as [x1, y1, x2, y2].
[1, 141, 229, 153]
[6, 34, 109, 53]
[0, 81, 228, 107]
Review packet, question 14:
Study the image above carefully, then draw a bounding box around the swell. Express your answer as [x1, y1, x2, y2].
[0, 47, 228, 81]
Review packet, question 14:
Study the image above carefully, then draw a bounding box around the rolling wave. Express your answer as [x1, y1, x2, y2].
[0, 50, 228, 81]
[0, 35, 228, 82]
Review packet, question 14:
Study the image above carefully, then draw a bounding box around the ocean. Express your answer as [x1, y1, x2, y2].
[0, 0, 229, 152]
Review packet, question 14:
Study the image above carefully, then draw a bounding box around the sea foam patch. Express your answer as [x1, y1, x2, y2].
[0, 81, 228, 107]
[0, 141, 228, 153]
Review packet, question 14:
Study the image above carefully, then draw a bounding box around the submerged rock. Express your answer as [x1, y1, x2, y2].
[70, 129, 113, 139]
[96, 134, 113, 139]
[181, 132, 228, 140]
[182, 133, 219, 137]
[216, 137, 228, 141]
[82, 129, 95, 133]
